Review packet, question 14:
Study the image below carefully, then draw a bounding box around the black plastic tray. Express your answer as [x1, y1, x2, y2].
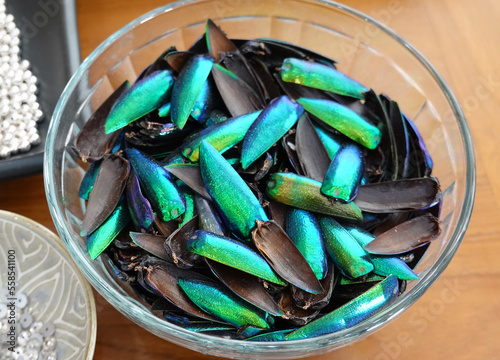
[1, 0, 80, 181]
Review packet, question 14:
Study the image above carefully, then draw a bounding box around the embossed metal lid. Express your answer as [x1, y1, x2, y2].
[0, 210, 96, 360]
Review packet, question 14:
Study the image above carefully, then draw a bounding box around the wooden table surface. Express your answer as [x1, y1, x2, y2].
[1, 0, 499, 359]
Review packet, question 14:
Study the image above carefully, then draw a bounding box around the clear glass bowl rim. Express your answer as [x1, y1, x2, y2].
[44, 0, 476, 353]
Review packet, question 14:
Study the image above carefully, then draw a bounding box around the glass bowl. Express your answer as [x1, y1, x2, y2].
[44, 0, 475, 358]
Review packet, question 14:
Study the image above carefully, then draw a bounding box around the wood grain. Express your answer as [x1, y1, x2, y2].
[1, 0, 499, 359]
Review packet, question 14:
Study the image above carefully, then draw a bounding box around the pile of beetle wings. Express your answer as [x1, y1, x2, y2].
[73, 20, 442, 341]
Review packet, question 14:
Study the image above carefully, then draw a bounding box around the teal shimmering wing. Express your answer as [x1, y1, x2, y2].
[199, 141, 268, 239]
[105, 70, 174, 134]
[319, 217, 374, 279]
[345, 226, 419, 280]
[321, 143, 364, 202]
[78, 160, 101, 200]
[87, 198, 130, 260]
[246, 329, 293, 342]
[125, 148, 185, 222]
[158, 102, 171, 117]
[266, 172, 362, 221]
[178, 277, 271, 329]
[286, 209, 327, 280]
[187, 230, 285, 286]
[313, 124, 344, 160]
[182, 110, 262, 162]
[286, 275, 399, 340]
[241, 96, 304, 169]
[280, 58, 368, 99]
[171, 55, 214, 129]
[298, 97, 381, 150]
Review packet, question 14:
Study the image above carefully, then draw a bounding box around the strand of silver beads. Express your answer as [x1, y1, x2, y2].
[0, 0, 43, 159]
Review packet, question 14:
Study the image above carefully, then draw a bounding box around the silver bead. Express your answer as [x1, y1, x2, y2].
[40, 322, 55, 337]
[1, 119, 9, 129]
[27, 121, 37, 131]
[11, 94, 21, 105]
[0, 146, 11, 158]
[42, 337, 56, 351]
[0, 62, 8, 72]
[27, 75, 37, 85]
[28, 133, 40, 145]
[11, 112, 22, 122]
[19, 140, 31, 152]
[6, 21, 15, 32]
[30, 331, 44, 343]
[26, 337, 42, 352]
[17, 123, 27, 132]
[27, 94, 37, 104]
[3, 76, 11, 87]
[17, 292, 28, 309]
[20, 59, 29, 70]
[19, 92, 28, 102]
[11, 101, 21, 112]
[23, 349, 39, 360]
[28, 84, 37, 94]
[29, 321, 43, 334]
[0, 5, 42, 154]
[11, 348, 23, 360]
[40, 351, 57, 360]
[22, 69, 32, 80]
[17, 331, 30, 346]
[10, 36, 19, 46]
[3, 130, 12, 140]
[13, 69, 23, 83]
[20, 103, 30, 112]
[0, 104, 9, 116]
[10, 136, 19, 149]
[10, 27, 20, 38]
[34, 109, 43, 121]
[20, 312, 33, 329]
[9, 60, 19, 71]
